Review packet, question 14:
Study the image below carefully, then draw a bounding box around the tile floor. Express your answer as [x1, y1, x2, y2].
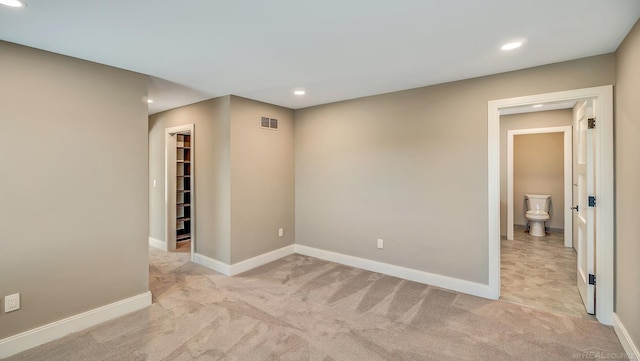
[500, 228, 595, 320]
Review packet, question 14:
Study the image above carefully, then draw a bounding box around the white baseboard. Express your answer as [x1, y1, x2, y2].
[613, 313, 640, 361]
[0, 291, 152, 359]
[193, 244, 296, 277]
[193, 253, 231, 275]
[229, 245, 296, 276]
[294, 245, 493, 299]
[194, 244, 491, 298]
[148, 237, 165, 250]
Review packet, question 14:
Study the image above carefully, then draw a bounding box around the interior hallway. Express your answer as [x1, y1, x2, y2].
[500, 229, 593, 320]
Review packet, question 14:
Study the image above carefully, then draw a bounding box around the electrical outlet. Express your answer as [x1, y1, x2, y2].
[278, 228, 284, 237]
[153, 179, 157, 188]
[5, 293, 20, 313]
[377, 239, 384, 249]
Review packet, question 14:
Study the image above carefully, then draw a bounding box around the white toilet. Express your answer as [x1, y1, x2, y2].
[524, 194, 551, 237]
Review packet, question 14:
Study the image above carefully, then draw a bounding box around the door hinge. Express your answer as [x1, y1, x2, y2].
[589, 274, 596, 286]
[588, 196, 596, 207]
[588, 118, 596, 129]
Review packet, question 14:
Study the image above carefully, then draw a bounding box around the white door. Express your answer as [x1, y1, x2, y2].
[572, 100, 595, 315]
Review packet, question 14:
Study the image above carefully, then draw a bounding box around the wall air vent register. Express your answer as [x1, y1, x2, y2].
[260, 116, 278, 130]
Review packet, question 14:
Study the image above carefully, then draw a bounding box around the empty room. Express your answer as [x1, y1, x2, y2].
[1, 1, 639, 360]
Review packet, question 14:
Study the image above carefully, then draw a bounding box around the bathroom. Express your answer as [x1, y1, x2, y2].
[499, 107, 593, 319]
[499, 108, 571, 238]
[513, 132, 564, 235]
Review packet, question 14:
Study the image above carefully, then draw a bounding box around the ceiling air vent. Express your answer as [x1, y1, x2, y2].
[260, 116, 278, 130]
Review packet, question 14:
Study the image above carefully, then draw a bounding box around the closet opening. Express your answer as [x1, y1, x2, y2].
[165, 124, 195, 259]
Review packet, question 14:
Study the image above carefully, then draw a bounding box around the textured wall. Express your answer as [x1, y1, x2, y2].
[0, 41, 149, 339]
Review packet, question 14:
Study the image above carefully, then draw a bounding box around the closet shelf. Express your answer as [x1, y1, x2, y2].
[176, 132, 192, 245]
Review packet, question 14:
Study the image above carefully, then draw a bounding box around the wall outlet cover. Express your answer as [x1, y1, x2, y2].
[5, 293, 20, 312]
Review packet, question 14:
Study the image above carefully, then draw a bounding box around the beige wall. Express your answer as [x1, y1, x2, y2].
[229, 96, 295, 263]
[614, 19, 640, 352]
[295, 54, 615, 284]
[148, 95, 294, 264]
[0, 41, 149, 339]
[513, 133, 564, 229]
[499, 110, 572, 235]
[149, 96, 232, 262]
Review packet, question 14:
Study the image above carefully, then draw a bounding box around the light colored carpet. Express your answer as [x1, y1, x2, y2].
[5, 247, 628, 360]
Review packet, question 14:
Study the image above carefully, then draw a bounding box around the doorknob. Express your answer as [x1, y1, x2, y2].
[571, 205, 579, 211]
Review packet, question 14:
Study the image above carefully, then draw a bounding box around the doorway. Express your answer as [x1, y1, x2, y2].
[487, 85, 614, 325]
[506, 126, 572, 246]
[165, 124, 195, 260]
[501, 113, 585, 318]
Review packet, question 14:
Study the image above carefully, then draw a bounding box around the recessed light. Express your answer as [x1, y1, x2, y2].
[147, 99, 154, 104]
[532, 104, 543, 108]
[501, 41, 523, 51]
[294, 90, 306, 96]
[0, 0, 26, 8]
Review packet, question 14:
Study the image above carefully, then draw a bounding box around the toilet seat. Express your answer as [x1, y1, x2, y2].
[526, 210, 550, 221]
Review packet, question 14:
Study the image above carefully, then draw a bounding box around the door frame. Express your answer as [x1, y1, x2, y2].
[165, 124, 195, 259]
[506, 126, 573, 247]
[488, 85, 613, 325]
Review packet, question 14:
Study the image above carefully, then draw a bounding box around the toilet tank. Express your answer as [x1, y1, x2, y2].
[525, 194, 551, 212]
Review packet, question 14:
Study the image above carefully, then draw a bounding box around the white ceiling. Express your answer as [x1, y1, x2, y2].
[1, 1, 639, 115]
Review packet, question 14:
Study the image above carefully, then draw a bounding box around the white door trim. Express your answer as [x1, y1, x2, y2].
[506, 126, 573, 247]
[165, 124, 195, 260]
[488, 85, 613, 325]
